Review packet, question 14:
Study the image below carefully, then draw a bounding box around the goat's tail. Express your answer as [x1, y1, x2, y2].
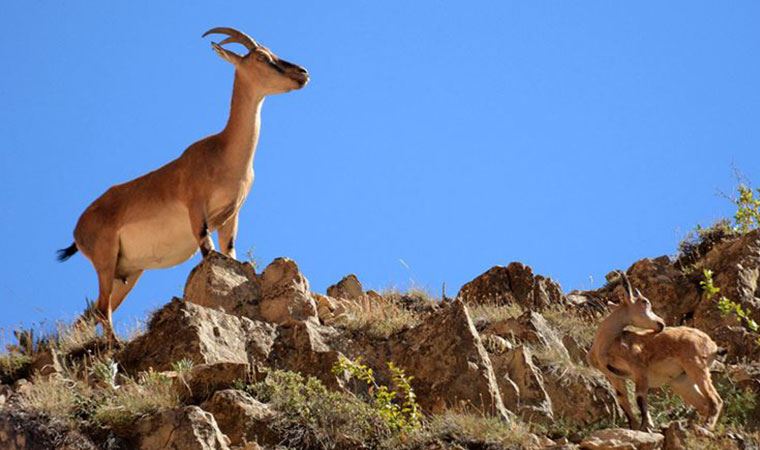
[56, 242, 79, 262]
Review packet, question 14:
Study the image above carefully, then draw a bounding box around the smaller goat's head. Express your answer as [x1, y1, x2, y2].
[616, 271, 666, 333]
[203, 27, 309, 95]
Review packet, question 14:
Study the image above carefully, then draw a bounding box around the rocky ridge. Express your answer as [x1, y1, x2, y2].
[0, 230, 759, 449]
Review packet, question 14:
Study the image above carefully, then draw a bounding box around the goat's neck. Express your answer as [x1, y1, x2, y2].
[592, 308, 629, 360]
[220, 74, 265, 169]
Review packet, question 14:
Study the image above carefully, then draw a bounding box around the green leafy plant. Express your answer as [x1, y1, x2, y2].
[332, 355, 421, 433]
[733, 183, 760, 233]
[701, 269, 759, 344]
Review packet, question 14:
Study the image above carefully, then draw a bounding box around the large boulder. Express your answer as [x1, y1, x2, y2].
[133, 406, 230, 450]
[184, 252, 260, 318]
[118, 299, 277, 374]
[389, 300, 512, 421]
[201, 389, 277, 447]
[259, 258, 318, 324]
[580, 428, 664, 450]
[457, 262, 565, 309]
[185, 253, 318, 326]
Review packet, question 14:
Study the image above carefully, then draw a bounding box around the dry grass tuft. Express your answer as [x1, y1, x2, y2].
[406, 410, 535, 448]
[92, 369, 181, 430]
[338, 291, 425, 339]
[18, 374, 92, 424]
[468, 303, 525, 324]
[542, 304, 600, 347]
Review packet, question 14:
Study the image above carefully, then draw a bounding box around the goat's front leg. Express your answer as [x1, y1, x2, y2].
[634, 375, 653, 431]
[217, 212, 239, 259]
[608, 376, 636, 429]
[189, 206, 215, 257]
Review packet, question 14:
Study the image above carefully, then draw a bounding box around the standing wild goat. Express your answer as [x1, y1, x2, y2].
[57, 27, 309, 340]
[587, 272, 723, 431]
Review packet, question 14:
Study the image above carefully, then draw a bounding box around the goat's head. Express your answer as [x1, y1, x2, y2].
[616, 271, 666, 332]
[203, 27, 309, 95]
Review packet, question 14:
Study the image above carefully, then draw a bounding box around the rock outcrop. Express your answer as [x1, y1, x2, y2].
[118, 299, 277, 374]
[458, 262, 565, 309]
[389, 300, 512, 421]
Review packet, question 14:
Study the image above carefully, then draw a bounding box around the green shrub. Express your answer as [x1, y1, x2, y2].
[332, 355, 421, 433]
[244, 369, 393, 449]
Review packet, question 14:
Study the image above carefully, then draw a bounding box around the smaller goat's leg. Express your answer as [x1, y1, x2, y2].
[633, 375, 653, 432]
[608, 376, 637, 429]
[189, 207, 215, 257]
[670, 374, 711, 418]
[217, 212, 239, 259]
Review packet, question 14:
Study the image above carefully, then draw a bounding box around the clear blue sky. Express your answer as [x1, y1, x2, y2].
[1, 2, 759, 336]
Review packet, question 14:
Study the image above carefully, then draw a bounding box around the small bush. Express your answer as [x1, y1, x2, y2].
[733, 183, 760, 233]
[677, 220, 738, 270]
[18, 374, 91, 423]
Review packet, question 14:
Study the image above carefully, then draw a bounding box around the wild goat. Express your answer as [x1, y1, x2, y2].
[57, 27, 309, 340]
[587, 272, 723, 431]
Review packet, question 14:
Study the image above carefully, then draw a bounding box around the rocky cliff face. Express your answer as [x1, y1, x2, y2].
[0, 230, 759, 449]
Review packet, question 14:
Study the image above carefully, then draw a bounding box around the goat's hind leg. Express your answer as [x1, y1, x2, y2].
[684, 364, 723, 430]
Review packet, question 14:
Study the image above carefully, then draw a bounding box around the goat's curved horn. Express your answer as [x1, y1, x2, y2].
[618, 270, 634, 301]
[202, 27, 258, 51]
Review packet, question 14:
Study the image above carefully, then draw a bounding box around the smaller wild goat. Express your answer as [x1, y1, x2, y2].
[587, 272, 723, 431]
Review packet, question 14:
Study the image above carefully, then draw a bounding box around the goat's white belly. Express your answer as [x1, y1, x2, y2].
[117, 203, 198, 272]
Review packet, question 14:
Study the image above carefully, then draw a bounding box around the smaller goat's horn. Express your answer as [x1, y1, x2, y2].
[202, 27, 258, 51]
[618, 270, 634, 301]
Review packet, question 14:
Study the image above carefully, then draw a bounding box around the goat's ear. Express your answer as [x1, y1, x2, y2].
[211, 42, 242, 66]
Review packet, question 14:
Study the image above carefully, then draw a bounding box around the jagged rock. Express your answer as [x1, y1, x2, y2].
[118, 299, 277, 374]
[0, 409, 97, 450]
[457, 262, 565, 309]
[259, 257, 318, 324]
[327, 274, 365, 301]
[201, 389, 277, 447]
[580, 428, 664, 450]
[390, 300, 512, 421]
[562, 335, 587, 365]
[134, 406, 230, 450]
[267, 320, 343, 388]
[492, 345, 553, 423]
[484, 310, 569, 360]
[184, 251, 261, 318]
